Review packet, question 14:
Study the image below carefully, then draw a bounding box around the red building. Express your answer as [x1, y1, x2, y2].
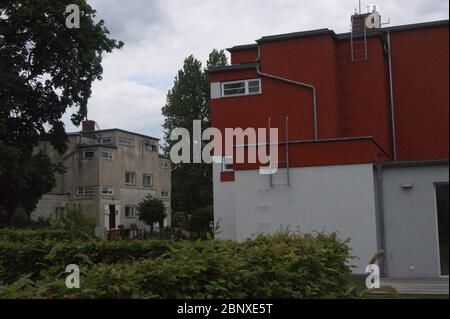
[208, 11, 449, 278]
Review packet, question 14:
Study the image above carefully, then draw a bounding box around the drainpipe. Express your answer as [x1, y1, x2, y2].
[375, 165, 388, 276]
[255, 45, 319, 141]
[386, 32, 398, 161]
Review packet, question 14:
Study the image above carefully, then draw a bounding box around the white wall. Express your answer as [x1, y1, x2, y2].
[214, 163, 379, 274]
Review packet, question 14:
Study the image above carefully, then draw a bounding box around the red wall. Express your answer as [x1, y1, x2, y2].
[259, 35, 340, 139]
[390, 26, 449, 160]
[230, 48, 258, 64]
[336, 37, 393, 155]
[211, 23, 449, 169]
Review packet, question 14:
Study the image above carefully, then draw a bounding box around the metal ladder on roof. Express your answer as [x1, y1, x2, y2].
[351, 14, 368, 62]
[269, 117, 290, 187]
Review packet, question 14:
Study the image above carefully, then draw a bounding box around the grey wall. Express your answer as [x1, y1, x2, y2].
[381, 164, 449, 278]
[214, 163, 379, 274]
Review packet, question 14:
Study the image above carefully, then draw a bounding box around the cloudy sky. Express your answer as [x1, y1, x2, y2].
[63, 0, 449, 139]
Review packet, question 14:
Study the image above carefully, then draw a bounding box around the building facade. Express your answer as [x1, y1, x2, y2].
[208, 14, 449, 277]
[32, 122, 172, 230]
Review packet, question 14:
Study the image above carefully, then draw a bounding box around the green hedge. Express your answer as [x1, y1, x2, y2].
[0, 232, 352, 299]
[0, 228, 71, 242]
[0, 239, 174, 283]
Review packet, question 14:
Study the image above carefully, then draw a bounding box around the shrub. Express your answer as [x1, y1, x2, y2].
[0, 239, 174, 284]
[52, 206, 96, 240]
[0, 228, 71, 242]
[0, 232, 352, 299]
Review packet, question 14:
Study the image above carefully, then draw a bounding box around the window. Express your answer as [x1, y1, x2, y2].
[101, 187, 114, 196]
[222, 156, 234, 172]
[160, 161, 170, 169]
[221, 78, 261, 97]
[145, 143, 158, 152]
[161, 191, 170, 198]
[83, 151, 95, 160]
[96, 137, 113, 145]
[143, 174, 153, 187]
[118, 138, 135, 147]
[101, 151, 114, 160]
[125, 206, 138, 219]
[77, 187, 95, 196]
[125, 172, 136, 186]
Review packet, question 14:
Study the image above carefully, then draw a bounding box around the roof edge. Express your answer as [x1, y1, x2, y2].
[208, 62, 260, 73]
[68, 129, 160, 141]
[227, 44, 258, 52]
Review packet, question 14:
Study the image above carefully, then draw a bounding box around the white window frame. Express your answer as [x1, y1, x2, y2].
[145, 143, 158, 152]
[118, 137, 135, 147]
[125, 205, 138, 219]
[221, 78, 261, 98]
[77, 187, 95, 197]
[160, 161, 170, 169]
[101, 187, 114, 196]
[125, 171, 136, 186]
[82, 151, 95, 160]
[222, 156, 234, 172]
[143, 174, 154, 187]
[101, 151, 114, 161]
[96, 137, 114, 145]
[161, 191, 170, 198]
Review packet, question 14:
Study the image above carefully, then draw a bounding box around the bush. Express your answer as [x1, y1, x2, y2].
[0, 232, 352, 299]
[52, 206, 96, 240]
[0, 228, 71, 242]
[0, 239, 174, 284]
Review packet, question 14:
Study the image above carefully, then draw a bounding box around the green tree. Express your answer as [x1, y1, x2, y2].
[188, 206, 214, 239]
[138, 196, 167, 234]
[162, 49, 227, 216]
[0, 0, 123, 224]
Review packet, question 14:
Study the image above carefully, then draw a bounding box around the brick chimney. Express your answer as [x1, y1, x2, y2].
[82, 120, 96, 132]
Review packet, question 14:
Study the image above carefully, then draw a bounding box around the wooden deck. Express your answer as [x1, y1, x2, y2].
[381, 278, 449, 295]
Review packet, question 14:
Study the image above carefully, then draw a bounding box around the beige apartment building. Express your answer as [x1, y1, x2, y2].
[31, 121, 171, 230]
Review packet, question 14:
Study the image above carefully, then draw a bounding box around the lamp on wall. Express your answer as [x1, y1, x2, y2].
[401, 183, 414, 190]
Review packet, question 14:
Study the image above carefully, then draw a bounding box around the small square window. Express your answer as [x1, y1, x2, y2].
[102, 152, 114, 160]
[143, 174, 153, 187]
[83, 151, 95, 160]
[146, 143, 158, 152]
[125, 172, 136, 186]
[101, 187, 114, 196]
[161, 191, 170, 198]
[125, 206, 138, 218]
[222, 156, 234, 172]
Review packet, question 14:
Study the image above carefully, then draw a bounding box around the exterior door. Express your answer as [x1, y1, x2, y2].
[109, 205, 116, 229]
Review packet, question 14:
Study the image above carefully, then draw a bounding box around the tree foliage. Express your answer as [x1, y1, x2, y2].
[188, 206, 214, 239]
[0, 0, 122, 223]
[162, 49, 227, 215]
[137, 196, 167, 233]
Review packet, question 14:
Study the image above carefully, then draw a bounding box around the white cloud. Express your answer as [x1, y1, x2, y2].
[65, 0, 449, 139]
